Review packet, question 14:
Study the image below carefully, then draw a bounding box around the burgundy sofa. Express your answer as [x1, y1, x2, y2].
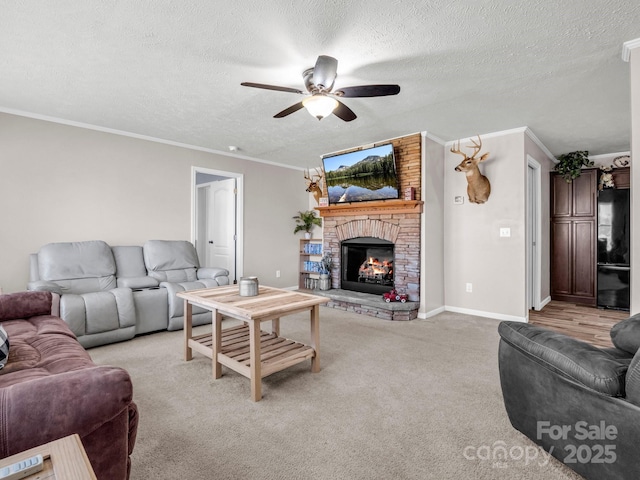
[0, 291, 138, 480]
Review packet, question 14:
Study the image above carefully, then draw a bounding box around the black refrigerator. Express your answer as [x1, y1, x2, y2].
[597, 187, 630, 310]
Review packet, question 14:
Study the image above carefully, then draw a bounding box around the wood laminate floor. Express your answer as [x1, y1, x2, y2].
[528, 301, 630, 348]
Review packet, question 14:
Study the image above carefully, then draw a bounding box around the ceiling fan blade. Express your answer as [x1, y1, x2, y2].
[241, 82, 304, 95]
[313, 55, 338, 90]
[333, 100, 357, 122]
[334, 84, 401, 98]
[274, 101, 305, 118]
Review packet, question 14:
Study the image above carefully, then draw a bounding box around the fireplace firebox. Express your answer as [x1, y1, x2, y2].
[341, 237, 394, 295]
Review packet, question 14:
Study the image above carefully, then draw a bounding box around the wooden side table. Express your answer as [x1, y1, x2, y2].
[0, 434, 96, 479]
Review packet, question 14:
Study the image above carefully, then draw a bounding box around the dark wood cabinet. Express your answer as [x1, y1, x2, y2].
[612, 167, 630, 189]
[550, 169, 597, 305]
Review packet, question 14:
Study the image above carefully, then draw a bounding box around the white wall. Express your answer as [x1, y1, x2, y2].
[0, 113, 308, 293]
[444, 130, 527, 320]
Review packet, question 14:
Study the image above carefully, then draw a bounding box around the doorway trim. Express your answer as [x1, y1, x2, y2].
[527, 155, 542, 313]
[191, 166, 244, 283]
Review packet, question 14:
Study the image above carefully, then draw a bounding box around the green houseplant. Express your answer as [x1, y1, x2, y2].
[293, 210, 322, 238]
[555, 151, 593, 182]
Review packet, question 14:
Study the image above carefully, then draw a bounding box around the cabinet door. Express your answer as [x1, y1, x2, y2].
[551, 220, 572, 295]
[572, 170, 596, 217]
[573, 220, 595, 298]
[551, 174, 572, 217]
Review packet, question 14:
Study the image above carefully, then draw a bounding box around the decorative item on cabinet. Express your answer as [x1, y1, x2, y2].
[613, 155, 630, 168]
[598, 165, 615, 191]
[554, 151, 594, 183]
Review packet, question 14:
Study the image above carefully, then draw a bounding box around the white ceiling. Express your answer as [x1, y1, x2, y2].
[1, 1, 638, 169]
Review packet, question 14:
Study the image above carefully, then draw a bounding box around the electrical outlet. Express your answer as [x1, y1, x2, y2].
[466, 283, 472, 293]
[500, 227, 511, 237]
[276, 270, 281, 278]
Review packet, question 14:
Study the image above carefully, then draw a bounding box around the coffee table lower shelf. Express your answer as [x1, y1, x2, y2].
[189, 324, 315, 378]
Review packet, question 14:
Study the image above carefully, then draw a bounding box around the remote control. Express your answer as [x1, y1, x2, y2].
[0, 454, 43, 479]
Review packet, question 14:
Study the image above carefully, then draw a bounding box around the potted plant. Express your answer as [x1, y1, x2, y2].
[555, 151, 593, 183]
[293, 210, 322, 238]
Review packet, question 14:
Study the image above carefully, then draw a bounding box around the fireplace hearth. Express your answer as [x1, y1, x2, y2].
[341, 237, 394, 295]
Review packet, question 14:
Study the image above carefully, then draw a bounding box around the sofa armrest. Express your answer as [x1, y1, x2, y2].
[0, 366, 134, 458]
[0, 291, 54, 321]
[498, 321, 629, 396]
[26, 280, 64, 295]
[197, 267, 229, 282]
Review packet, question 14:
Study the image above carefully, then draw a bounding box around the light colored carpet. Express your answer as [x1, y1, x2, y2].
[89, 307, 584, 480]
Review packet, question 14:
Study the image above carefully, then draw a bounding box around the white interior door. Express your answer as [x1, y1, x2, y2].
[206, 178, 236, 281]
[527, 157, 542, 312]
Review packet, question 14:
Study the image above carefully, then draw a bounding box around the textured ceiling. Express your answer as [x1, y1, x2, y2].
[1, 0, 638, 168]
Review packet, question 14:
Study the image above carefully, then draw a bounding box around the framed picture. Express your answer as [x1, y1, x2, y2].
[319, 197, 329, 207]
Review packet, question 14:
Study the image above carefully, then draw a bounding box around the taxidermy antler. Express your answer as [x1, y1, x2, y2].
[451, 135, 491, 204]
[304, 168, 325, 205]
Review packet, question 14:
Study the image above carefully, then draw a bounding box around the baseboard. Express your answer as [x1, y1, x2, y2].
[444, 306, 527, 323]
[539, 296, 551, 309]
[418, 306, 445, 319]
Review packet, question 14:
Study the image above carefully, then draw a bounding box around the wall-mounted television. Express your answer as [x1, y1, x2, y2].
[322, 143, 399, 204]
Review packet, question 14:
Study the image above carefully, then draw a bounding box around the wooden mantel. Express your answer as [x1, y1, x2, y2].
[316, 199, 423, 217]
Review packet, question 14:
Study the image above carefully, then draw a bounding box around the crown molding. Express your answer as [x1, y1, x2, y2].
[524, 127, 556, 162]
[440, 126, 555, 162]
[424, 131, 446, 145]
[622, 38, 640, 62]
[443, 126, 528, 147]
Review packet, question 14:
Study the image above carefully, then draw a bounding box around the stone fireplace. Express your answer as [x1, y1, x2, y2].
[315, 133, 423, 320]
[321, 209, 421, 302]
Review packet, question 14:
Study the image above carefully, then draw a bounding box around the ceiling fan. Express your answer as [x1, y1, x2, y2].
[241, 55, 400, 122]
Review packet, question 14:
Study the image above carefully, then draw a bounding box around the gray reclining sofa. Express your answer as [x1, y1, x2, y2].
[28, 240, 229, 348]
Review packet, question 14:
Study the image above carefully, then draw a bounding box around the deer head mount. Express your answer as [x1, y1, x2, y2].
[451, 135, 491, 204]
[304, 168, 325, 205]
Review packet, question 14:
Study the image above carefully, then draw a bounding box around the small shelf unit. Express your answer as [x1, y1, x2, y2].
[299, 238, 323, 290]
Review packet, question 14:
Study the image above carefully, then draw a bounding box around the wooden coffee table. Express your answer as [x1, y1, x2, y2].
[178, 285, 329, 401]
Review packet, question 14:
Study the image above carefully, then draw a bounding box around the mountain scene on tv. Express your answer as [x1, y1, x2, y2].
[323, 146, 398, 203]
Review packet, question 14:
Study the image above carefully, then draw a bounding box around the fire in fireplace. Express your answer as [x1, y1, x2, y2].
[358, 257, 393, 284]
[341, 237, 394, 295]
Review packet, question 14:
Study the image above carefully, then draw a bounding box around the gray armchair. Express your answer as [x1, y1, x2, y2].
[28, 240, 136, 348]
[498, 319, 640, 480]
[142, 240, 229, 330]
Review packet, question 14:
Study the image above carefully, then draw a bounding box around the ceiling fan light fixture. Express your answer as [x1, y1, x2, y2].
[302, 95, 338, 120]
